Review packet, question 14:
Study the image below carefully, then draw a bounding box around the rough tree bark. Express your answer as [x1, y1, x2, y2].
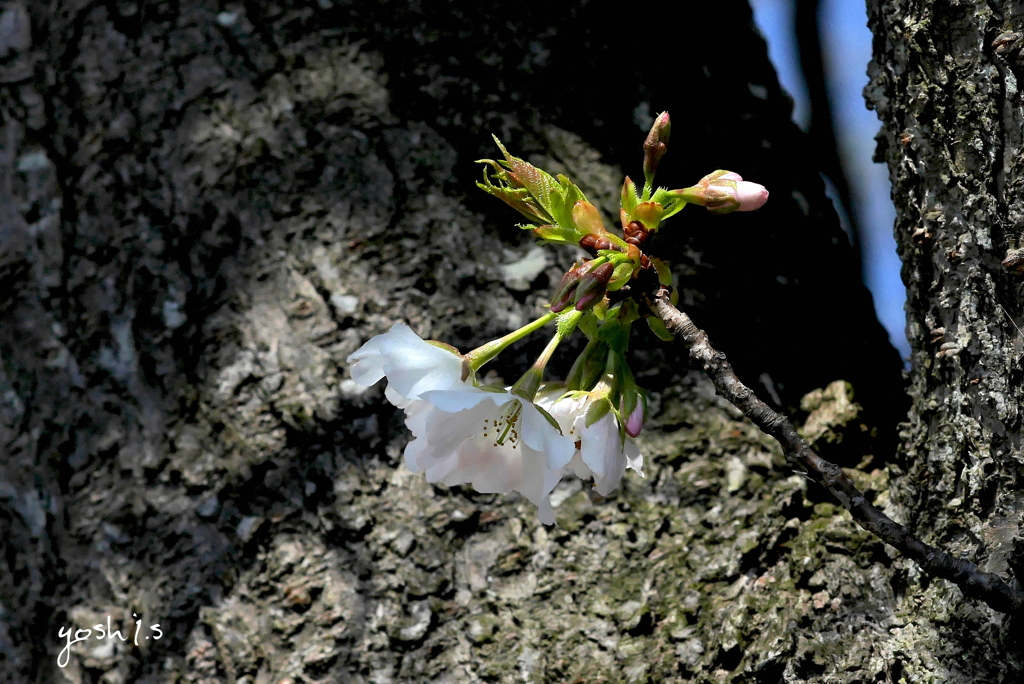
[0, 0, 1017, 682]
[858, 0, 1024, 680]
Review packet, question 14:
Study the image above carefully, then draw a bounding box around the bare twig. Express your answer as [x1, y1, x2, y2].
[648, 286, 1024, 615]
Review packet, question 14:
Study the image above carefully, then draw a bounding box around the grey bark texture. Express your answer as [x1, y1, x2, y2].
[0, 0, 1017, 682]
[860, 0, 1024, 679]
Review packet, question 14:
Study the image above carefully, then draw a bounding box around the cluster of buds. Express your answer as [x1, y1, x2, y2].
[477, 112, 766, 322]
[549, 249, 641, 313]
[348, 111, 768, 524]
[550, 260, 612, 312]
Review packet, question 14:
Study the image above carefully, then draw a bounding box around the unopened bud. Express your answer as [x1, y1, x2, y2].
[624, 220, 649, 247]
[607, 261, 635, 291]
[735, 182, 770, 212]
[579, 233, 614, 255]
[675, 170, 769, 214]
[643, 112, 671, 183]
[706, 179, 768, 213]
[619, 388, 647, 438]
[550, 261, 590, 313]
[574, 262, 615, 311]
[632, 202, 664, 232]
[572, 200, 606, 236]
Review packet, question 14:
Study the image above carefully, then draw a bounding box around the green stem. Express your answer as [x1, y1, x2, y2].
[669, 186, 705, 205]
[590, 346, 620, 399]
[603, 232, 632, 252]
[509, 310, 583, 400]
[566, 338, 599, 390]
[510, 332, 564, 401]
[465, 311, 558, 373]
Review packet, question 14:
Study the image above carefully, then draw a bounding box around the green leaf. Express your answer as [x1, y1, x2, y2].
[477, 181, 548, 223]
[476, 160, 551, 224]
[492, 136, 563, 222]
[556, 309, 583, 337]
[584, 396, 613, 428]
[621, 176, 639, 216]
[533, 402, 564, 435]
[648, 188, 689, 224]
[511, 160, 561, 217]
[551, 174, 587, 230]
[531, 224, 579, 245]
[647, 316, 674, 341]
[649, 187, 676, 204]
[659, 199, 688, 221]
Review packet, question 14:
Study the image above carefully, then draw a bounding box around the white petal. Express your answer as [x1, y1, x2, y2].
[425, 435, 521, 491]
[378, 324, 464, 400]
[519, 402, 575, 470]
[403, 434, 432, 473]
[535, 499, 556, 526]
[594, 456, 627, 496]
[534, 385, 567, 412]
[385, 383, 412, 408]
[403, 399, 434, 437]
[565, 451, 592, 479]
[463, 438, 523, 493]
[578, 414, 628, 496]
[540, 397, 577, 435]
[517, 445, 563, 525]
[424, 455, 461, 484]
[421, 387, 512, 413]
[396, 384, 579, 525]
[404, 400, 468, 473]
[409, 403, 491, 474]
[579, 412, 620, 478]
[548, 394, 587, 419]
[347, 335, 386, 386]
[624, 439, 644, 477]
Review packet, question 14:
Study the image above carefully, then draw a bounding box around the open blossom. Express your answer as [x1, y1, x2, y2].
[346, 322, 465, 408]
[405, 385, 575, 525]
[347, 323, 576, 524]
[538, 389, 644, 496]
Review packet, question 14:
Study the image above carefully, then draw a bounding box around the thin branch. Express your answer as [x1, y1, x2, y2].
[648, 286, 1024, 615]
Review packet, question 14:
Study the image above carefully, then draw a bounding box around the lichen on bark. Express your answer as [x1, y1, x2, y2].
[863, 0, 1024, 680]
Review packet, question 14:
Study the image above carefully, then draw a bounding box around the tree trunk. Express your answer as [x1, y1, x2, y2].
[2, 0, 1012, 682]
[858, 0, 1024, 679]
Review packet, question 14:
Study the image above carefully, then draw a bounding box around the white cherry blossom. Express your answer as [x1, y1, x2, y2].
[346, 322, 465, 408]
[405, 385, 575, 525]
[538, 390, 644, 496]
[347, 322, 591, 524]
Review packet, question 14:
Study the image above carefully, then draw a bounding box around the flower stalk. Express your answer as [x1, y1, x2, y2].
[511, 310, 582, 400]
[464, 311, 558, 373]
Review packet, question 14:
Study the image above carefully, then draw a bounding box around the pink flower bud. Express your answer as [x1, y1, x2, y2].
[550, 261, 590, 313]
[702, 172, 769, 214]
[643, 112, 671, 181]
[619, 389, 647, 438]
[573, 262, 615, 311]
[732, 179, 769, 212]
